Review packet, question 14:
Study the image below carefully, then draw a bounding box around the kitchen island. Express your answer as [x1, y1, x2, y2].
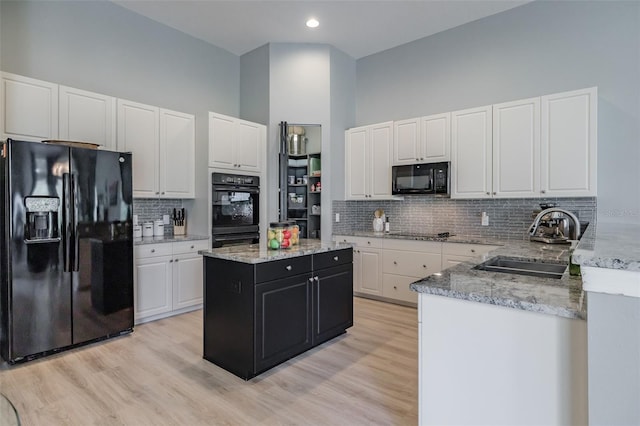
[410, 240, 587, 426]
[199, 240, 353, 380]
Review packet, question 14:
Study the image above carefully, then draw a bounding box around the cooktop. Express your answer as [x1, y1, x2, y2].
[388, 231, 451, 241]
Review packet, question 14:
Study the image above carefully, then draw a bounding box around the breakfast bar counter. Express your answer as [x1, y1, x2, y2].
[406, 237, 588, 425]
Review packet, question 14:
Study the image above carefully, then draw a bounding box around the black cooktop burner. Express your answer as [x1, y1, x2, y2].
[390, 231, 451, 240]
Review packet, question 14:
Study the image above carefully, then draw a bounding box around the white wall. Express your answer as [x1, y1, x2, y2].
[355, 0, 640, 224]
[0, 0, 240, 236]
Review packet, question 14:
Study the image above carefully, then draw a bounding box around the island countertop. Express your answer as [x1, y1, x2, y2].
[199, 240, 353, 264]
[410, 239, 586, 320]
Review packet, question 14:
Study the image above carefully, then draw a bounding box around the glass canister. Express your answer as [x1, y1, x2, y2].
[287, 221, 300, 246]
[267, 222, 294, 250]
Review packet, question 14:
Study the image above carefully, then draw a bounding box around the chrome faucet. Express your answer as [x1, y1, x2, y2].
[529, 208, 581, 242]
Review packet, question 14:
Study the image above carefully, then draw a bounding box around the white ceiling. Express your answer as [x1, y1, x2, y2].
[113, 0, 532, 59]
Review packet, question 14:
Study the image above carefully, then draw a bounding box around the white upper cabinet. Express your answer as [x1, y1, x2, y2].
[160, 109, 195, 198]
[345, 127, 368, 199]
[541, 87, 597, 196]
[345, 121, 393, 200]
[117, 99, 160, 198]
[1, 72, 58, 142]
[492, 97, 540, 198]
[452, 89, 596, 199]
[393, 113, 450, 165]
[393, 118, 420, 165]
[421, 113, 450, 162]
[208, 112, 264, 173]
[59, 86, 116, 149]
[451, 106, 493, 199]
[236, 119, 262, 172]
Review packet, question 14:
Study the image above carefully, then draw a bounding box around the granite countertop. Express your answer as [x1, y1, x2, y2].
[199, 239, 353, 264]
[134, 234, 209, 245]
[335, 230, 504, 246]
[409, 239, 586, 320]
[572, 222, 640, 271]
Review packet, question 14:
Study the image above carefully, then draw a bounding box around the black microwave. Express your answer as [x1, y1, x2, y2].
[392, 162, 450, 196]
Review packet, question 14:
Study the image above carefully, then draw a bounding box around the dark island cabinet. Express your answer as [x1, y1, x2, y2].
[312, 251, 354, 345]
[203, 248, 353, 380]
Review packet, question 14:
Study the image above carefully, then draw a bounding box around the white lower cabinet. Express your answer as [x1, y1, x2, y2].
[335, 236, 500, 306]
[441, 242, 500, 270]
[382, 240, 442, 304]
[134, 240, 208, 324]
[333, 236, 383, 296]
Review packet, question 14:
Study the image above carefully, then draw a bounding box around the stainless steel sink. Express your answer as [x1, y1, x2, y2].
[474, 256, 567, 279]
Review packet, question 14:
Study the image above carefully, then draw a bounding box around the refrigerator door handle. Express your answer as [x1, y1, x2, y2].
[63, 173, 73, 272]
[71, 173, 80, 272]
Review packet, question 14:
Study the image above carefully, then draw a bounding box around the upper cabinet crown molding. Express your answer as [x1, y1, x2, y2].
[208, 111, 265, 173]
[59, 85, 116, 150]
[1, 72, 58, 142]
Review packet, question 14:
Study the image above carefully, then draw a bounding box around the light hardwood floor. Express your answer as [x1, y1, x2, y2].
[0, 297, 418, 425]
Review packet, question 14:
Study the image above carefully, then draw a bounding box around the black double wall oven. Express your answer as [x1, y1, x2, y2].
[211, 172, 260, 247]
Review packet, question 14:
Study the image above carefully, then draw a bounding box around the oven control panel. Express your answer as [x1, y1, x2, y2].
[213, 173, 259, 187]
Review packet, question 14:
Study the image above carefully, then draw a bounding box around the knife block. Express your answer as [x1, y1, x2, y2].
[173, 222, 186, 236]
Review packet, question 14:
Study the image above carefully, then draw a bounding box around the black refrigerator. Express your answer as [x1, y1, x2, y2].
[0, 139, 134, 363]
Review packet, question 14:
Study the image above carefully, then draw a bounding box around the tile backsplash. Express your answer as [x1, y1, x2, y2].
[332, 197, 596, 240]
[133, 198, 184, 235]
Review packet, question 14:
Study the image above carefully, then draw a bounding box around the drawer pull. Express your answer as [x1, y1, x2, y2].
[191, 245, 195, 249]
[471, 249, 476, 253]
[423, 265, 427, 268]
[393, 261, 397, 265]
[150, 249, 155, 253]
[367, 241, 371, 245]
[393, 285, 397, 290]
[175, 259, 179, 262]
[286, 265, 292, 271]
[169, 259, 173, 263]
[333, 256, 339, 261]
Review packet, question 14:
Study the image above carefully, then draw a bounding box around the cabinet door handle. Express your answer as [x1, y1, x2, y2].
[493, 192, 496, 195]
[314, 276, 319, 282]
[486, 192, 490, 195]
[286, 265, 292, 271]
[309, 277, 314, 283]
[333, 256, 339, 261]
[191, 245, 195, 249]
[169, 259, 173, 263]
[162, 192, 165, 195]
[367, 241, 371, 245]
[541, 190, 546, 194]
[423, 264, 427, 268]
[393, 285, 397, 290]
[471, 249, 476, 253]
[174, 259, 179, 262]
[150, 249, 155, 253]
[393, 261, 397, 265]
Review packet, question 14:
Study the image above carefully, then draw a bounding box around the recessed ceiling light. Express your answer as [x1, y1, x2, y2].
[306, 18, 319, 28]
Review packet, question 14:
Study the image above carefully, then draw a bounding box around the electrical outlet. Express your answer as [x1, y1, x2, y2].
[163, 214, 170, 225]
[335, 213, 340, 222]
